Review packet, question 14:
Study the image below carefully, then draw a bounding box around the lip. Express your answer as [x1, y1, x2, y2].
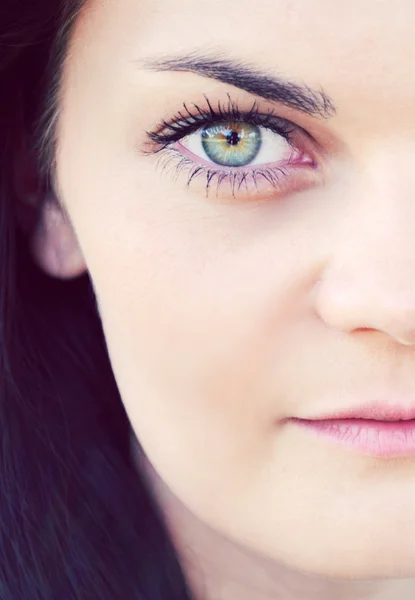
[303, 402, 415, 422]
[286, 400, 415, 458]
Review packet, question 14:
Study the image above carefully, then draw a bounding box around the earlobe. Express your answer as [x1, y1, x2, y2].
[29, 197, 87, 280]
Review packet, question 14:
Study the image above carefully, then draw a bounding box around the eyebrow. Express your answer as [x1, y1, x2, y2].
[139, 51, 336, 120]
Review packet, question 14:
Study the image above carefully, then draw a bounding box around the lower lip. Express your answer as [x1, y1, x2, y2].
[289, 418, 415, 457]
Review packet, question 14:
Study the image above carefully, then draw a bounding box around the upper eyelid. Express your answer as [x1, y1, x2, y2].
[146, 97, 302, 148]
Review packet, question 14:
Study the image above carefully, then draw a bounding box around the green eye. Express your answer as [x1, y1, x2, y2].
[201, 122, 262, 167]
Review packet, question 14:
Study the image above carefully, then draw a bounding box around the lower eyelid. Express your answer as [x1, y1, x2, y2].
[154, 145, 322, 203]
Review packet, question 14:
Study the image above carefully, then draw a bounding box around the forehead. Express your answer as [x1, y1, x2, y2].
[79, 0, 415, 72]
[72, 0, 415, 132]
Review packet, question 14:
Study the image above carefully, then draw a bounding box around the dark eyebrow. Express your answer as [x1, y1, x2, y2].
[139, 51, 336, 119]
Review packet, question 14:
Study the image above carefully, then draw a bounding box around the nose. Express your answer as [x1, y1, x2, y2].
[314, 149, 415, 345]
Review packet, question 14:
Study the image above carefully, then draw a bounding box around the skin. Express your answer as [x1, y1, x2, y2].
[17, 0, 415, 598]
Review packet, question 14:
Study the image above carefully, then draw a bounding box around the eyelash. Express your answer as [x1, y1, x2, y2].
[144, 95, 317, 198]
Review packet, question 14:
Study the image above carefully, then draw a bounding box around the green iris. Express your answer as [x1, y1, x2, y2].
[201, 122, 262, 167]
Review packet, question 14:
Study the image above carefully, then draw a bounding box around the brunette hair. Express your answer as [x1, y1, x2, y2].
[0, 2, 194, 598]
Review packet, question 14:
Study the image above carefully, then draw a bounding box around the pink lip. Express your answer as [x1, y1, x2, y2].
[286, 401, 415, 458]
[305, 402, 415, 422]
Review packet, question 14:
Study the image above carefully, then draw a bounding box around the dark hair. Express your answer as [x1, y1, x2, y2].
[0, 2, 195, 598]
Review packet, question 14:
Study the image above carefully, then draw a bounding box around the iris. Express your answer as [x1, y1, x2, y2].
[201, 122, 262, 167]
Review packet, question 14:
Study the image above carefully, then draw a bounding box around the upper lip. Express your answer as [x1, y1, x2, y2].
[301, 401, 415, 422]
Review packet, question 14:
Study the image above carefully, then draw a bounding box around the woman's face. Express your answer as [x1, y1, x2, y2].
[53, 0, 415, 581]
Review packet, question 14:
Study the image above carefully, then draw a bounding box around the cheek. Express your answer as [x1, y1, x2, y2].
[78, 199, 311, 509]
[87, 202, 289, 434]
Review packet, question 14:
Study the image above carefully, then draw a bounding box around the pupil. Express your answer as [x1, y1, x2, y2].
[227, 131, 240, 146]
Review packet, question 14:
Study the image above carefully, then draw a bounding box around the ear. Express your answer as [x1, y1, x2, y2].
[14, 136, 87, 280]
[30, 196, 88, 280]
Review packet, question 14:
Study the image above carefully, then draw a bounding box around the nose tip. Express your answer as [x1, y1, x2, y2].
[313, 275, 415, 346]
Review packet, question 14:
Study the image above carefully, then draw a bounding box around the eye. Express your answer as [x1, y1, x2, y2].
[145, 97, 322, 200]
[179, 121, 305, 169]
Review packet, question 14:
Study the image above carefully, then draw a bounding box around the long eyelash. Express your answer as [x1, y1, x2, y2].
[146, 94, 297, 149]
[145, 94, 302, 198]
[155, 147, 291, 199]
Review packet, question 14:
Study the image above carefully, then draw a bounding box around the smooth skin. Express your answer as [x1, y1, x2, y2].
[17, 1, 415, 598]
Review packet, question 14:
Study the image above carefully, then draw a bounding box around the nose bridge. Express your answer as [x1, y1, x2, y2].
[314, 145, 415, 343]
[335, 144, 415, 266]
